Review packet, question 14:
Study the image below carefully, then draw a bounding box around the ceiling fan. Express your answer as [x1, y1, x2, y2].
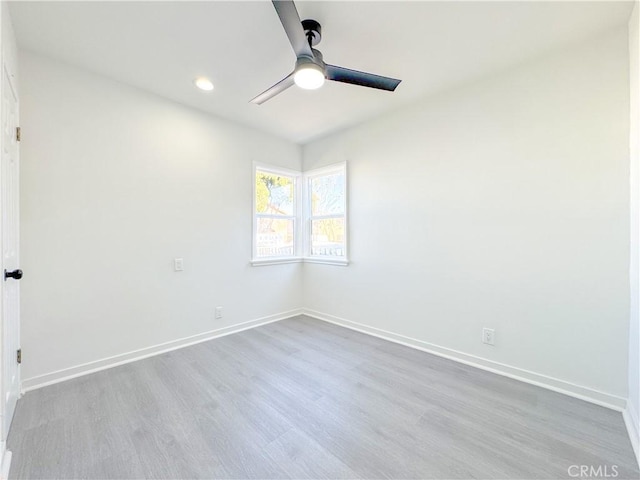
[250, 0, 402, 105]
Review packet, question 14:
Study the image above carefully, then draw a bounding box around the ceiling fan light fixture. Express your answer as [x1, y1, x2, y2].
[294, 64, 325, 90]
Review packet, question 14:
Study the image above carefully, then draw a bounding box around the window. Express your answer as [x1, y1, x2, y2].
[253, 165, 300, 262]
[304, 163, 347, 263]
[252, 162, 347, 266]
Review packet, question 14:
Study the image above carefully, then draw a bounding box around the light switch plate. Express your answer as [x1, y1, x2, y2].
[174, 258, 184, 271]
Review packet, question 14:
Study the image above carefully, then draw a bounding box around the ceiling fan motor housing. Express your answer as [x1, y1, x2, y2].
[302, 19, 322, 46]
[295, 52, 325, 74]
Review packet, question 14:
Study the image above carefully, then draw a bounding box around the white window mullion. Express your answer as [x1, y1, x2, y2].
[309, 214, 343, 221]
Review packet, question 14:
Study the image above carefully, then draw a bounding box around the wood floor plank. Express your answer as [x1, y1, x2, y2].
[7, 316, 640, 479]
[264, 427, 363, 479]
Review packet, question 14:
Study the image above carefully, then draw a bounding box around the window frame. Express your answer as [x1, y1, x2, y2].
[303, 162, 349, 266]
[251, 162, 302, 266]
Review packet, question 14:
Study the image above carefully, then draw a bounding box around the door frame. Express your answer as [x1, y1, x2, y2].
[0, 5, 20, 477]
[1, 59, 20, 441]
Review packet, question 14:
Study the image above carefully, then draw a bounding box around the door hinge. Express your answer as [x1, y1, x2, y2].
[16, 348, 21, 364]
[16, 127, 20, 142]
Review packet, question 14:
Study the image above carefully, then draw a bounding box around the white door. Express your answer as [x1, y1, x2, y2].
[1, 61, 20, 440]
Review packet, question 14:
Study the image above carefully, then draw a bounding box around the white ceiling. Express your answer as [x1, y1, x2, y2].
[9, 1, 634, 144]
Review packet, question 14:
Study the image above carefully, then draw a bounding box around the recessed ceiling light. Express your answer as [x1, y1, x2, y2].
[194, 77, 214, 91]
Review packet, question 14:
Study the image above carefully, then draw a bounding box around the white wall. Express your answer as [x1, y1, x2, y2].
[303, 28, 630, 406]
[627, 1, 640, 465]
[19, 51, 302, 385]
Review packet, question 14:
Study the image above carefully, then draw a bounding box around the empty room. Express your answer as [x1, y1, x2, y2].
[0, 0, 638, 478]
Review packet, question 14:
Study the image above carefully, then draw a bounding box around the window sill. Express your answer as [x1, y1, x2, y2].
[250, 257, 302, 267]
[303, 257, 349, 266]
[250, 257, 349, 267]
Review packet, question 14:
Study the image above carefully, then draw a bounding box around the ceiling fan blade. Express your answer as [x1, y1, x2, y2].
[250, 72, 295, 105]
[272, 0, 313, 58]
[326, 65, 401, 91]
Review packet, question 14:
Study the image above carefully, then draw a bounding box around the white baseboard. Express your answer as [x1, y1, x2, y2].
[1, 448, 11, 480]
[623, 402, 640, 468]
[20, 306, 629, 414]
[21, 308, 304, 393]
[302, 309, 627, 412]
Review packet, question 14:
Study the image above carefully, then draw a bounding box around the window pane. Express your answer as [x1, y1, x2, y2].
[311, 218, 345, 257]
[256, 171, 294, 215]
[256, 217, 294, 257]
[311, 173, 345, 216]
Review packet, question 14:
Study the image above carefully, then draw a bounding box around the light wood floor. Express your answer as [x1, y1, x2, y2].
[7, 315, 640, 479]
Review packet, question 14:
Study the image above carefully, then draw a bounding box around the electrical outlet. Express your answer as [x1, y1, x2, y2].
[215, 306, 223, 319]
[174, 258, 184, 272]
[482, 328, 495, 346]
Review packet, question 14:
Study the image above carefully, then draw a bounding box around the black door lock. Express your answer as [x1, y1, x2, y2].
[4, 269, 22, 281]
